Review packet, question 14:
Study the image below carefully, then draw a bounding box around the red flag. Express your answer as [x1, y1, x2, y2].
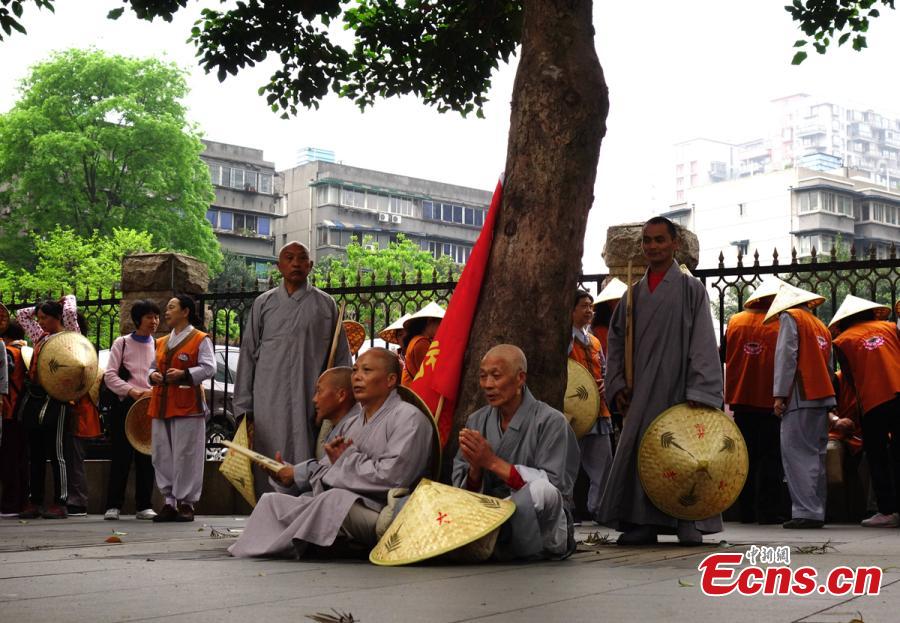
[410, 178, 503, 447]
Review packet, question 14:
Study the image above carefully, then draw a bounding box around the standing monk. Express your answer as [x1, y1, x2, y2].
[597, 217, 723, 545]
[724, 277, 787, 524]
[768, 283, 835, 529]
[235, 242, 351, 498]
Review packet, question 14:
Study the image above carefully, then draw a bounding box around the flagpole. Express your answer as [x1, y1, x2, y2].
[327, 301, 346, 368]
[434, 396, 444, 423]
[624, 260, 634, 404]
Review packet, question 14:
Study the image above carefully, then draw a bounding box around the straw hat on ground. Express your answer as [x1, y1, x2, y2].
[36, 331, 99, 402]
[828, 294, 890, 329]
[379, 313, 412, 345]
[564, 359, 600, 438]
[763, 283, 825, 324]
[594, 278, 627, 306]
[743, 277, 787, 310]
[402, 302, 445, 330]
[125, 396, 152, 455]
[369, 478, 515, 566]
[638, 403, 749, 521]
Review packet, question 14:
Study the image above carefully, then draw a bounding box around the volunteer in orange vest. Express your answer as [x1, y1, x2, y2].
[767, 283, 835, 529]
[829, 294, 900, 528]
[148, 295, 215, 523]
[724, 277, 788, 525]
[570, 290, 613, 519]
[16, 296, 81, 520]
[590, 278, 626, 354]
[1, 314, 30, 516]
[400, 302, 444, 387]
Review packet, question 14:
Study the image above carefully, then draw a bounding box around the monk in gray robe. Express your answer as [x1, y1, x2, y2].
[228, 349, 433, 558]
[452, 345, 580, 560]
[234, 242, 352, 498]
[268, 366, 356, 495]
[597, 217, 724, 545]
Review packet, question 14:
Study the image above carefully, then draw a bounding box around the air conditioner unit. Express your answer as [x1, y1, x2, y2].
[378, 212, 390, 222]
[390, 214, 402, 224]
[364, 244, 376, 251]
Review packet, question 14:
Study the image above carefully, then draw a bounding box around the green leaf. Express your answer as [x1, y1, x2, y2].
[107, 8, 125, 20]
[793, 39, 807, 47]
[791, 50, 808, 65]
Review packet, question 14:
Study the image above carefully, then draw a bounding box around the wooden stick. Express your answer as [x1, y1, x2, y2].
[221, 440, 285, 473]
[625, 260, 634, 393]
[327, 301, 347, 369]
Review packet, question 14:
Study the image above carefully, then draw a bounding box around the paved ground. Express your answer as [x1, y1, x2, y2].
[1, 516, 897, 623]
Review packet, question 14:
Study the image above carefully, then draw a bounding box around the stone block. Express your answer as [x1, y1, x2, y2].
[120, 253, 209, 294]
[602, 222, 700, 281]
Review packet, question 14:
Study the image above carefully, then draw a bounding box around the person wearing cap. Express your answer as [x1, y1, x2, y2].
[379, 313, 411, 362]
[1, 317, 30, 517]
[229, 348, 434, 559]
[769, 283, 835, 529]
[234, 241, 352, 499]
[591, 278, 627, 353]
[724, 277, 788, 525]
[453, 345, 580, 560]
[597, 217, 723, 546]
[569, 290, 613, 519]
[830, 294, 900, 528]
[400, 302, 444, 387]
[267, 366, 356, 495]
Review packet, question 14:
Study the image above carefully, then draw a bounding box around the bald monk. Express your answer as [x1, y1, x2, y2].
[452, 345, 580, 560]
[268, 367, 356, 495]
[234, 241, 352, 498]
[229, 348, 434, 558]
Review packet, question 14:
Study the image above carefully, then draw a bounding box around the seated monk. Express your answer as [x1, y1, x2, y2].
[268, 366, 356, 495]
[228, 348, 434, 558]
[452, 344, 580, 560]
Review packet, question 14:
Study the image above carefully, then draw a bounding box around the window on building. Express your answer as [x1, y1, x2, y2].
[219, 211, 233, 230]
[422, 200, 434, 220]
[341, 187, 366, 209]
[873, 202, 885, 222]
[464, 207, 474, 225]
[206, 209, 218, 227]
[690, 160, 698, 173]
[690, 174, 698, 186]
[231, 168, 244, 189]
[243, 171, 258, 191]
[208, 163, 221, 186]
[821, 192, 835, 213]
[676, 164, 684, 175]
[259, 174, 273, 194]
[475, 208, 484, 227]
[676, 177, 684, 188]
[452, 205, 462, 224]
[257, 216, 271, 236]
[389, 196, 414, 216]
[318, 228, 330, 246]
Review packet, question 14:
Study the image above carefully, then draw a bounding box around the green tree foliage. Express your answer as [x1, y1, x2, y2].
[0, 225, 155, 296]
[209, 250, 258, 291]
[0, 48, 222, 271]
[787, 0, 896, 64]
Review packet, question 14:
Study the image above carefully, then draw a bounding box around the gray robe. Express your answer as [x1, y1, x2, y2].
[234, 281, 351, 498]
[452, 388, 580, 559]
[228, 390, 433, 558]
[774, 311, 835, 521]
[597, 261, 724, 534]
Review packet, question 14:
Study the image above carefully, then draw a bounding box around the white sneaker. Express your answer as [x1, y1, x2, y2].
[861, 512, 900, 527]
[135, 508, 157, 520]
[104, 508, 120, 521]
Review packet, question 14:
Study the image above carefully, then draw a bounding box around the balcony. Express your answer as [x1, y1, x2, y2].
[796, 122, 827, 137]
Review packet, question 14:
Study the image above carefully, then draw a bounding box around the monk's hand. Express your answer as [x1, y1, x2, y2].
[458, 428, 496, 471]
[614, 388, 632, 415]
[324, 436, 352, 463]
[149, 371, 163, 385]
[165, 368, 187, 383]
[270, 451, 294, 486]
[773, 398, 786, 418]
[833, 417, 854, 436]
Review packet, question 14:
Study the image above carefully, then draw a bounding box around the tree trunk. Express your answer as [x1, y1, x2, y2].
[453, 0, 608, 434]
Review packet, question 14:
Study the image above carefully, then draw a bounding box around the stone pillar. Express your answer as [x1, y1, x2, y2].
[120, 253, 209, 335]
[601, 222, 700, 283]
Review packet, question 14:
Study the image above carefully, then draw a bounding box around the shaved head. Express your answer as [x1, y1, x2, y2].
[482, 344, 528, 374]
[314, 366, 355, 425]
[358, 347, 402, 380]
[320, 366, 353, 394]
[278, 241, 309, 258]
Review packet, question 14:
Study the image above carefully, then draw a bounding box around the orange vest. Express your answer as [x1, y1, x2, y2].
[569, 332, 611, 419]
[833, 320, 900, 414]
[71, 395, 101, 438]
[590, 325, 609, 355]
[830, 370, 863, 454]
[785, 308, 835, 401]
[725, 310, 778, 410]
[401, 335, 431, 387]
[2, 342, 27, 420]
[148, 330, 208, 419]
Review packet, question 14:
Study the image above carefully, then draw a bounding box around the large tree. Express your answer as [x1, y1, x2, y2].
[0, 48, 222, 271]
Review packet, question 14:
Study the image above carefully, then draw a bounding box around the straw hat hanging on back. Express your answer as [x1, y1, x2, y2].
[763, 283, 825, 324]
[379, 313, 412, 345]
[342, 320, 366, 356]
[828, 294, 890, 329]
[36, 331, 99, 402]
[743, 277, 787, 310]
[564, 359, 600, 438]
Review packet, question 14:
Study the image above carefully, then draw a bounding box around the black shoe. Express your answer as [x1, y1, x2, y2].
[783, 517, 824, 529]
[758, 515, 787, 525]
[152, 504, 178, 523]
[616, 526, 658, 546]
[66, 505, 87, 517]
[175, 503, 195, 522]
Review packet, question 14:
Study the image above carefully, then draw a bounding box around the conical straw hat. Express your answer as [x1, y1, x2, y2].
[594, 278, 627, 305]
[36, 331, 99, 402]
[828, 294, 890, 328]
[125, 396, 153, 456]
[369, 478, 515, 566]
[744, 277, 787, 309]
[21, 345, 33, 370]
[396, 385, 442, 480]
[219, 417, 256, 507]
[89, 366, 104, 406]
[763, 283, 825, 323]
[343, 320, 366, 355]
[564, 359, 600, 438]
[638, 403, 749, 521]
[403, 302, 445, 329]
[379, 313, 411, 345]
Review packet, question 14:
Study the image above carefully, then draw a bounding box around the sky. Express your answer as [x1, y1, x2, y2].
[2, 1, 900, 272]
